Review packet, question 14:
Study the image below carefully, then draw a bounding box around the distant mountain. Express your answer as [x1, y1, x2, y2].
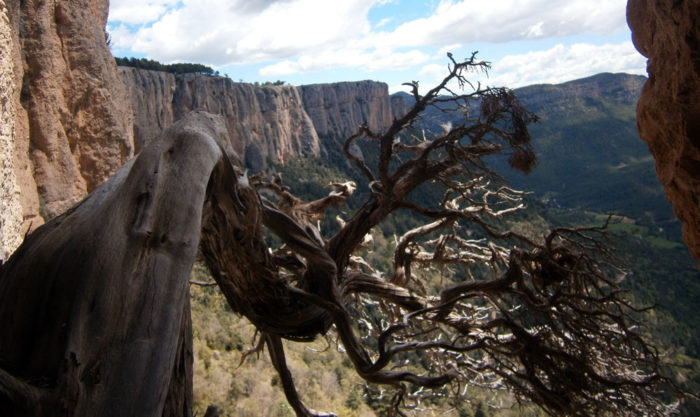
[510, 74, 673, 222]
[393, 73, 679, 237]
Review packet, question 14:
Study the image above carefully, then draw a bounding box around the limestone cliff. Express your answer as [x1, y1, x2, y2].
[627, 0, 700, 265]
[6, 0, 133, 228]
[0, 0, 22, 260]
[300, 81, 394, 139]
[120, 67, 320, 171]
[119, 70, 398, 170]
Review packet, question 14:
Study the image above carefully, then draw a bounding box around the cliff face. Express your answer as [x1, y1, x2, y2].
[120, 70, 399, 170]
[300, 81, 394, 139]
[121, 67, 321, 171]
[7, 0, 133, 228]
[627, 0, 700, 265]
[0, 1, 23, 259]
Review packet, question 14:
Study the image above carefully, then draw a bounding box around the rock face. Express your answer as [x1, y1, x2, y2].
[121, 67, 321, 170]
[0, 1, 23, 260]
[627, 0, 700, 266]
[8, 0, 133, 227]
[300, 81, 394, 139]
[120, 70, 399, 170]
[391, 92, 413, 121]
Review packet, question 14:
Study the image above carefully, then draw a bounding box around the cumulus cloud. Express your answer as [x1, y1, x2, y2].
[260, 48, 431, 76]
[366, 0, 627, 49]
[109, 0, 379, 65]
[108, 0, 181, 25]
[486, 41, 646, 88]
[108, 0, 634, 80]
[403, 41, 646, 94]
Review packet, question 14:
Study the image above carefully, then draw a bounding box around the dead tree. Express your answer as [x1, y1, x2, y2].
[0, 55, 679, 417]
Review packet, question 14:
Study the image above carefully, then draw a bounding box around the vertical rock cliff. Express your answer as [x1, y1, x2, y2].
[627, 0, 700, 266]
[300, 80, 394, 139]
[8, 0, 133, 229]
[119, 70, 400, 170]
[120, 67, 321, 171]
[0, 0, 22, 260]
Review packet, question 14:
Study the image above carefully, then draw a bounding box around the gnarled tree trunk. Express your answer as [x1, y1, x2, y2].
[0, 111, 234, 417]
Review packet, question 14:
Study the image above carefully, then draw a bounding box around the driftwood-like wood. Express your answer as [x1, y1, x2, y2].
[0, 55, 683, 417]
[0, 112, 233, 416]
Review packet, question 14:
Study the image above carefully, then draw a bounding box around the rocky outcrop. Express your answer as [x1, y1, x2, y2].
[300, 81, 394, 139]
[8, 0, 133, 227]
[627, 0, 700, 266]
[0, 1, 23, 260]
[120, 67, 320, 170]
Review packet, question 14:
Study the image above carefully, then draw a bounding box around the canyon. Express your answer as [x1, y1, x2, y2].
[0, 1, 698, 416]
[0, 0, 698, 268]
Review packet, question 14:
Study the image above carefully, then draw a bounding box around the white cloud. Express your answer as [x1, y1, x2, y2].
[396, 41, 645, 94]
[108, 0, 181, 25]
[374, 17, 393, 29]
[418, 63, 447, 80]
[366, 0, 627, 50]
[259, 48, 431, 76]
[107, 24, 139, 54]
[436, 44, 461, 58]
[109, 0, 380, 65]
[485, 41, 647, 88]
[107, 0, 634, 79]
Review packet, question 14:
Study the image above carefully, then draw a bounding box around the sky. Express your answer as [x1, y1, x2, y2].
[107, 0, 647, 93]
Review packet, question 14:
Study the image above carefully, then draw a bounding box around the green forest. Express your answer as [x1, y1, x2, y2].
[114, 56, 220, 76]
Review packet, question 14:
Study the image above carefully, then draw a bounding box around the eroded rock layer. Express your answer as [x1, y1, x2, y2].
[10, 0, 133, 224]
[0, 0, 22, 260]
[120, 69, 400, 170]
[300, 81, 394, 139]
[627, 0, 700, 265]
[120, 68, 321, 171]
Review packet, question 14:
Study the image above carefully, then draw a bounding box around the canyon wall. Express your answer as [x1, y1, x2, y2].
[120, 68, 321, 171]
[0, 0, 22, 260]
[299, 81, 394, 139]
[119, 69, 400, 170]
[627, 0, 700, 265]
[4, 0, 133, 237]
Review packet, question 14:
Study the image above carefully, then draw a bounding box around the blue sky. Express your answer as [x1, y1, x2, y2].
[107, 0, 647, 92]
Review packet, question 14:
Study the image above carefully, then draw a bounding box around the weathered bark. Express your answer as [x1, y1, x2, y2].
[0, 111, 234, 416]
[162, 296, 194, 417]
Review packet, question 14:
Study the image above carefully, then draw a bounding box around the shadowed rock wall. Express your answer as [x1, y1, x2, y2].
[627, 0, 700, 266]
[5, 0, 133, 234]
